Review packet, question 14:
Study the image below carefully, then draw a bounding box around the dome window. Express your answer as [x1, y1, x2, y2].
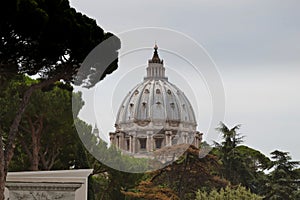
[167, 89, 171, 94]
[130, 103, 134, 107]
[142, 102, 147, 106]
[156, 89, 161, 94]
[156, 101, 161, 105]
[144, 89, 150, 94]
[170, 103, 175, 108]
[134, 90, 139, 95]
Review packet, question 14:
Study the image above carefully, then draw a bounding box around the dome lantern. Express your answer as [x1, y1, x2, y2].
[145, 44, 167, 80]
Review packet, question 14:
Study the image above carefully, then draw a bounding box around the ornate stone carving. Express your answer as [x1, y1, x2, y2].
[6, 182, 81, 200]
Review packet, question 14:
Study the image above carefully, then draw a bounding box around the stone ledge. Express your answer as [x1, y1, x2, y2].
[6, 182, 82, 191]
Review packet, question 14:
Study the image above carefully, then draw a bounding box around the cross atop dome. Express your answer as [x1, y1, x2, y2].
[150, 43, 163, 64]
[145, 44, 167, 80]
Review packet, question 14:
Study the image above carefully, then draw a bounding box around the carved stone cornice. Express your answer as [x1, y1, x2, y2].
[6, 182, 82, 200]
[6, 182, 82, 191]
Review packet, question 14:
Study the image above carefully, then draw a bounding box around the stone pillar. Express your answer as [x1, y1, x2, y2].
[146, 131, 153, 151]
[129, 136, 132, 153]
[181, 132, 188, 144]
[116, 132, 125, 150]
[121, 132, 124, 149]
[117, 136, 120, 149]
[109, 132, 116, 146]
[129, 132, 136, 153]
[165, 131, 172, 146]
[132, 135, 136, 153]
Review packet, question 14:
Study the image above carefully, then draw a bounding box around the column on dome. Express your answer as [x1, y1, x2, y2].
[117, 133, 121, 149]
[182, 132, 188, 144]
[109, 132, 116, 146]
[118, 131, 126, 150]
[129, 131, 136, 153]
[134, 136, 138, 153]
[146, 131, 153, 151]
[165, 131, 172, 146]
[129, 135, 132, 153]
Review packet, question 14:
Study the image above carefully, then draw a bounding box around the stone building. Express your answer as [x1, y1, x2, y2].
[109, 45, 202, 156]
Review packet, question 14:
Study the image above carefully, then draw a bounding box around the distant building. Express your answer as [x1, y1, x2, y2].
[109, 45, 202, 156]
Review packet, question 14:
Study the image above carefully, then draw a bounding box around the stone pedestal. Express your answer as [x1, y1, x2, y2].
[6, 182, 81, 200]
[4, 169, 93, 200]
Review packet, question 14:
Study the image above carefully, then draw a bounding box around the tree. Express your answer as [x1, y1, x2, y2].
[214, 122, 244, 183]
[122, 180, 179, 200]
[0, 0, 120, 198]
[233, 145, 270, 194]
[125, 145, 229, 199]
[0, 75, 27, 199]
[214, 122, 270, 194]
[9, 81, 80, 171]
[264, 150, 300, 200]
[196, 185, 263, 200]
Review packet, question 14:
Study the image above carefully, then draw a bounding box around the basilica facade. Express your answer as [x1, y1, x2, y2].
[109, 45, 202, 156]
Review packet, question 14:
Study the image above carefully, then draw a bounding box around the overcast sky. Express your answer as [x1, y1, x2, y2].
[70, 0, 300, 160]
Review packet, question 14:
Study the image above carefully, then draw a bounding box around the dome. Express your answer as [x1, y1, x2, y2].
[116, 79, 197, 129]
[110, 45, 202, 154]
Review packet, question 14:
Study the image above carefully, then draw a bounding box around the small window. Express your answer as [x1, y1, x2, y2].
[140, 138, 146, 149]
[126, 139, 130, 150]
[144, 89, 149, 94]
[134, 90, 139, 95]
[130, 103, 134, 107]
[167, 89, 171, 94]
[170, 103, 175, 108]
[156, 89, 161, 94]
[142, 102, 147, 106]
[155, 138, 163, 149]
